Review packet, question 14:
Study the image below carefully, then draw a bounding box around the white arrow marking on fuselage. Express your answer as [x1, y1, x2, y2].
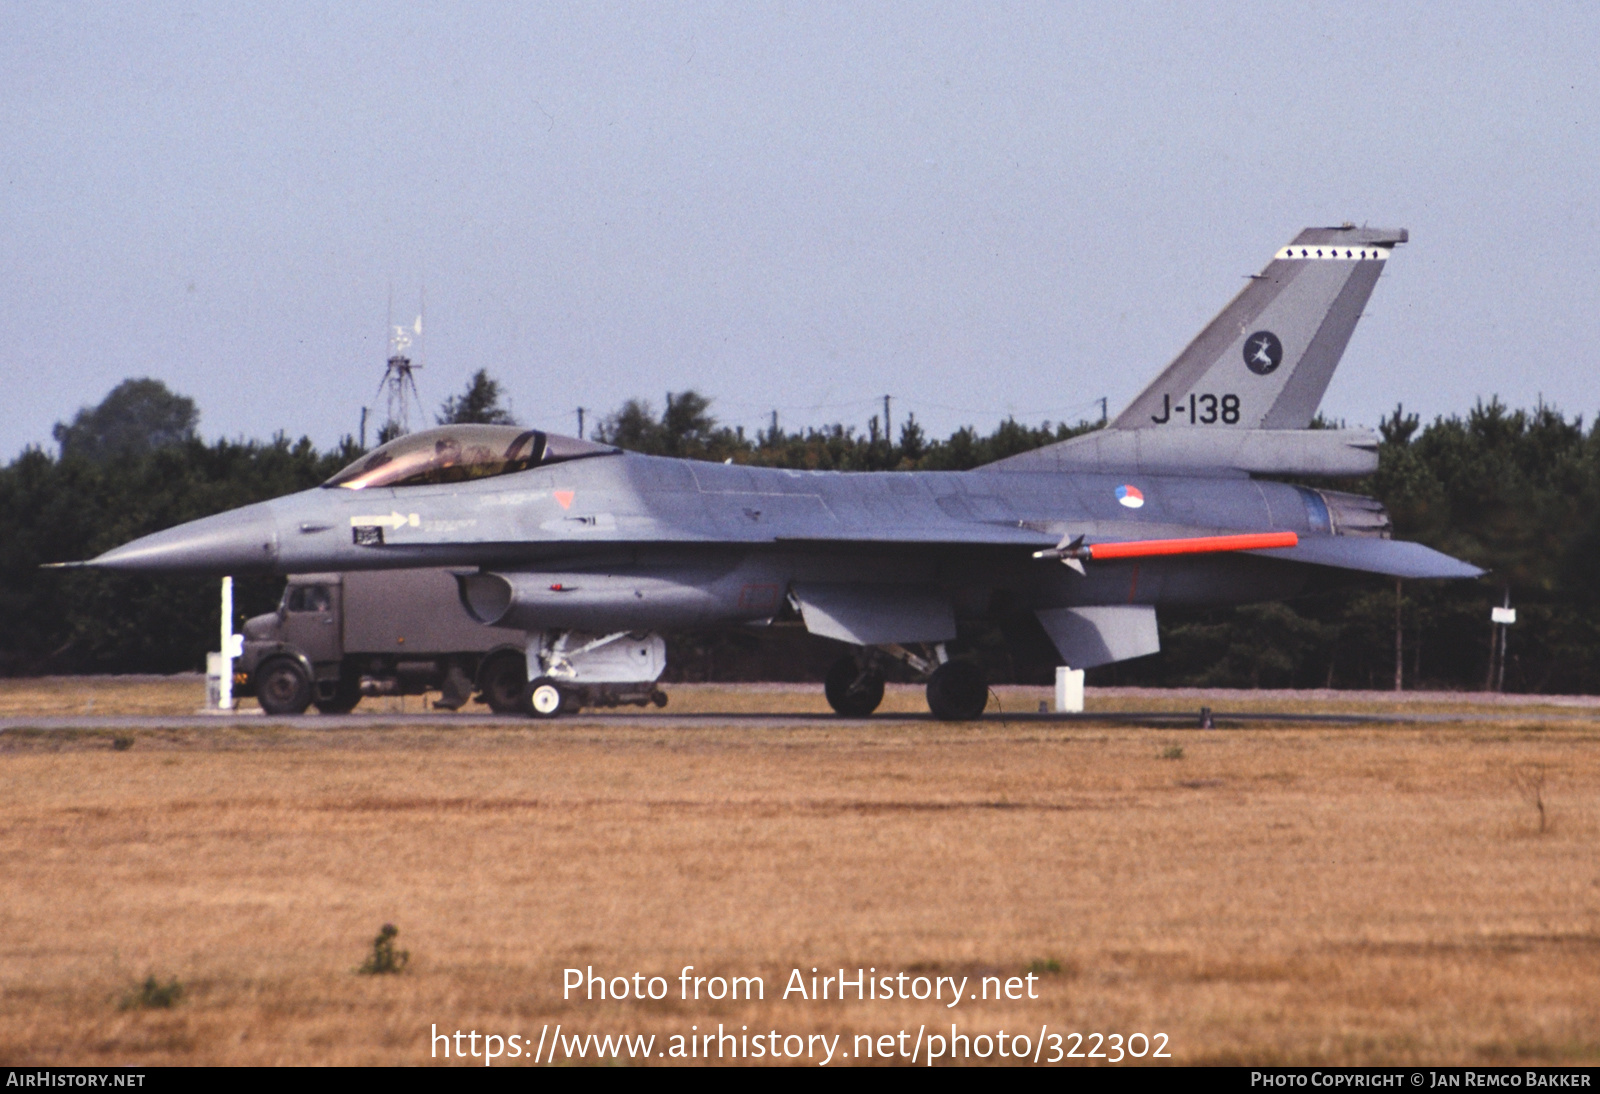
[349, 511, 419, 529]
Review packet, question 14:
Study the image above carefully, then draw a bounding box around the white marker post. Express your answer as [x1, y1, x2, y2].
[218, 576, 236, 711]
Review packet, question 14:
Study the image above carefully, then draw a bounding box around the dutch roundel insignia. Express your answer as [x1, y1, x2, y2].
[1116, 484, 1145, 509]
[1243, 331, 1283, 375]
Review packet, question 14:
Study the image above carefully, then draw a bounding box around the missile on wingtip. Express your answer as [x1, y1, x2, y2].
[1033, 531, 1301, 570]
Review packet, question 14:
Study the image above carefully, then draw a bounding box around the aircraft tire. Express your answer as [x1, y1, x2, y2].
[480, 653, 529, 714]
[526, 678, 565, 719]
[256, 657, 314, 715]
[824, 655, 885, 716]
[925, 660, 988, 721]
[313, 672, 361, 715]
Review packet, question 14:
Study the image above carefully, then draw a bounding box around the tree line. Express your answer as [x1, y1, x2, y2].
[3, 374, 1596, 692]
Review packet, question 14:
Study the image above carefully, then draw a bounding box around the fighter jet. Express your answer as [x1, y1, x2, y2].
[75, 225, 1481, 719]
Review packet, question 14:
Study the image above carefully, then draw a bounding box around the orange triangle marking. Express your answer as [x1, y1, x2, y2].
[554, 490, 574, 510]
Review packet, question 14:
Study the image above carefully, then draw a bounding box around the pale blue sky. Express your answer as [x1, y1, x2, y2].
[3, 2, 1596, 457]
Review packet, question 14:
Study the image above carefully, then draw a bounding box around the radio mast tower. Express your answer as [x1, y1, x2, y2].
[374, 290, 424, 443]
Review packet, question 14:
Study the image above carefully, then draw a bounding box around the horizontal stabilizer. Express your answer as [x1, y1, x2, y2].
[1035, 605, 1160, 669]
[985, 427, 1379, 477]
[791, 582, 958, 646]
[1247, 536, 1484, 579]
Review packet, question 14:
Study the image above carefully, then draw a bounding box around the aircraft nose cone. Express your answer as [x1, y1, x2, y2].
[88, 503, 281, 574]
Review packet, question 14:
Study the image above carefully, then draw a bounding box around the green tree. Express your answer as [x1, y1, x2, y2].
[595, 391, 746, 460]
[594, 398, 667, 453]
[53, 378, 199, 463]
[897, 414, 926, 463]
[0, 428, 360, 675]
[661, 390, 716, 451]
[437, 369, 517, 425]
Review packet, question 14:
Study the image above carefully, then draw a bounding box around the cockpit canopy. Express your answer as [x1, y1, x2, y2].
[324, 425, 618, 490]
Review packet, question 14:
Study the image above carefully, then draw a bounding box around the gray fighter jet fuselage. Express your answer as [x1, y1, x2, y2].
[76, 225, 1482, 718]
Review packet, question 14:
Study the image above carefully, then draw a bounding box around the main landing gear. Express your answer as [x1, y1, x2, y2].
[924, 659, 988, 721]
[824, 655, 886, 716]
[823, 646, 990, 722]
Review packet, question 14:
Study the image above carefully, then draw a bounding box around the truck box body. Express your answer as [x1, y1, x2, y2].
[339, 569, 526, 654]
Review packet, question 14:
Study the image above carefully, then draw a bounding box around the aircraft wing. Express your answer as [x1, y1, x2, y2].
[781, 526, 1484, 582]
[1245, 536, 1485, 579]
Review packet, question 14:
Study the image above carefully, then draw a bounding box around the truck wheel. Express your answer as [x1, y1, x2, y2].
[256, 658, 313, 715]
[313, 673, 361, 715]
[479, 653, 529, 714]
[526, 678, 564, 718]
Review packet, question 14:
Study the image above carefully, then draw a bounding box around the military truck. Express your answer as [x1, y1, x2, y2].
[238, 569, 533, 715]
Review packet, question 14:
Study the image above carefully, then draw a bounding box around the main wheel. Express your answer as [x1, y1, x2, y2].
[526, 677, 565, 718]
[256, 657, 313, 715]
[925, 659, 988, 721]
[825, 655, 885, 716]
[313, 672, 361, 714]
[479, 653, 529, 714]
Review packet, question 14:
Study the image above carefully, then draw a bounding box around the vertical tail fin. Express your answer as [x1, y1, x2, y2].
[1111, 226, 1407, 430]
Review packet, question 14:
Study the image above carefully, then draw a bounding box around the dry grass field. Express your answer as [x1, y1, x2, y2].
[0, 675, 240, 717]
[1, 682, 1598, 1066]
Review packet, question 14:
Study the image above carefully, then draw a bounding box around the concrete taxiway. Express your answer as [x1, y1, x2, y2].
[5, 707, 1599, 732]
